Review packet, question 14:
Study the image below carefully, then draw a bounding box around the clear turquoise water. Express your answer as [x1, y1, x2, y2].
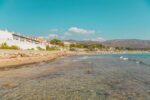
[80, 53, 150, 66]
[0, 53, 150, 100]
[111, 53, 150, 65]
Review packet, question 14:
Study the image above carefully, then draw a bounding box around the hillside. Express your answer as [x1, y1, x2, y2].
[102, 39, 150, 49]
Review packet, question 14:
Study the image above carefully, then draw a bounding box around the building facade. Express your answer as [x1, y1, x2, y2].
[0, 30, 49, 50]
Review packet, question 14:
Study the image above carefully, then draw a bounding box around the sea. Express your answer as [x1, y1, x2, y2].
[0, 53, 150, 100]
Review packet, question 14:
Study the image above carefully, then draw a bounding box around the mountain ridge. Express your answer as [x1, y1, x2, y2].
[64, 39, 150, 49]
[102, 39, 150, 49]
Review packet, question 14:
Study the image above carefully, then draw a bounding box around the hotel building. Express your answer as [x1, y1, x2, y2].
[0, 29, 50, 50]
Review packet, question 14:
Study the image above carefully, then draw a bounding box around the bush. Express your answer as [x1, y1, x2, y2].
[10, 45, 20, 50]
[27, 48, 35, 50]
[49, 39, 64, 46]
[69, 43, 106, 51]
[69, 48, 76, 51]
[0, 43, 20, 50]
[36, 46, 45, 51]
[46, 45, 58, 51]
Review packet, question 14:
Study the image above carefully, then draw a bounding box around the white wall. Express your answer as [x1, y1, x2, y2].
[0, 30, 13, 40]
[7, 40, 46, 50]
[0, 30, 46, 50]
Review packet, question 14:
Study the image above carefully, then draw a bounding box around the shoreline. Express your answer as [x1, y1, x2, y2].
[75, 50, 150, 55]
[0, 50, 149, 99]
[0, 50, 73, 70]
[0, 50, 149, 70]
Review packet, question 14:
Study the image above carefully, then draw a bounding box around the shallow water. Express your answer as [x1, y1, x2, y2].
[0, 54, 150, 100]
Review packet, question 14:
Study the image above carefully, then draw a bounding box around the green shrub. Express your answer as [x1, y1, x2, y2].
[0, 43, 20, 50]
[49, 39, 64, 46]
[10, 45, 20, 50]
[27, 48, 35, 50]
[69, 43, 106, 51]
[36, 46, 45, 51]
[46, 45, 58, 51]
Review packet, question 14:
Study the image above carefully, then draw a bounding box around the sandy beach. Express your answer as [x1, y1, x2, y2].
[0, 50, 149, 70]
[0, 50, 73, 70]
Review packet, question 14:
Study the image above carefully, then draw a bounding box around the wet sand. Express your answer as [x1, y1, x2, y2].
[0, 50, 73, 70]
[0, 55, 150, 100]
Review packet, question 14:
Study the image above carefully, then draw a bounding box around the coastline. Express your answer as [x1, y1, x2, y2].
[75, 50, 150, 55]
[0, 51, 149, 100]
[0, 50, 73, 70]
[0, 50, 149, 70]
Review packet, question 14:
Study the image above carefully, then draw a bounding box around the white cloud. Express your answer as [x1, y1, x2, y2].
[68, 27, 95, 35]
[48, 34, 58, 39]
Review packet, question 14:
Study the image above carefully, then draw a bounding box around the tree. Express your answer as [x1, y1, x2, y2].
[46, 45, 58, 51]
[49, 39, 64, 46]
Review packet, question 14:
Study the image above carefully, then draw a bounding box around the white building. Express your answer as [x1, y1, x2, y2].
[63, 41, 77, 47]
[63, 42, 72, 46]
[0, 30, 48, 50]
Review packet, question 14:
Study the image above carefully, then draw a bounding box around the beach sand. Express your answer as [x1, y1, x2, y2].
[0, 50, 73, 70]
[0, 50, 149, 70]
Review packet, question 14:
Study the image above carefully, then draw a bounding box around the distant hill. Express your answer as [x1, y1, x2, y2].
[102, 39, 150, 49]
[64, 39, 150, 49]
[64, 40, 103, 44]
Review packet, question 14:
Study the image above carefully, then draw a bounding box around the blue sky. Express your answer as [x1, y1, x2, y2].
[0, 0, 150, 40]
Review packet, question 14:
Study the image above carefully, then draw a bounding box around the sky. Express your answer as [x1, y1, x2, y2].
[0, 0, 150, 41]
